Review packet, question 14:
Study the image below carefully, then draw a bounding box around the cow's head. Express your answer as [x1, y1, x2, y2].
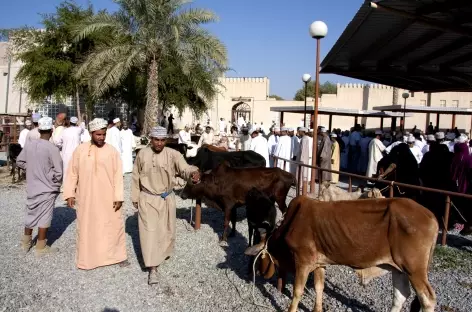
[244, 231, 277, 279]
[179, 169, 217, 200]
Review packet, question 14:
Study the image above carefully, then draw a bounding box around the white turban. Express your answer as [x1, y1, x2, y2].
[458, 135, 468, 143]
[113, 118, 120, 124]
[435, 132, 445, 139]
[89, 118, 108, 132]
[38, 117, 53, 130]
[70, 116, 78, 124]
[149, 126, 167, 138]
[426, 134, 436, 141]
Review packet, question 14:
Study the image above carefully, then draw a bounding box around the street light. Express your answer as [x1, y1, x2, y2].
[309, 21, 328, 193]
[302, 74, 311, 127]
[401, 92, 409, 132]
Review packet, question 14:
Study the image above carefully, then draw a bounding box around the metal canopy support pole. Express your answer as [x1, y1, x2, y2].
[452, 114, 456, 129]
[425, 93, 432, 131]
[436, 114, 440, 129]
[391, 117, 397, 132]
[354, 116, 358, 126]
[328, 114, 333, 131]
[380, 117, 384, 131]
[280, 112, 284, 128]
[310, 38, 322, 194]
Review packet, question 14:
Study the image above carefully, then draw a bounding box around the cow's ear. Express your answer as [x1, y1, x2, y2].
[244, 242, 264, 256]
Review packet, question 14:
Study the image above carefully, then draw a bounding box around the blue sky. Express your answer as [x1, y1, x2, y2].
[1, 0, 365, 99]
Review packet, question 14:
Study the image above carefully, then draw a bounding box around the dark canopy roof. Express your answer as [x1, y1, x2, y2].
[270, 106, 412, 117]
[321, 0, 472, 92]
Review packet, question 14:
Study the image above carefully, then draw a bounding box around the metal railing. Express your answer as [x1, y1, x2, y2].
[272, 155, 472, 247]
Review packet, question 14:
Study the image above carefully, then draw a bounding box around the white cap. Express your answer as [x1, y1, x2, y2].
[406, 135, 415, 143]
[320, 127, 327, 133]
[113, 117, 120, 124]
[375, 130, 383, 135]
[458, 135, 468, 143]
[25, 120, 32, 126]
[299, 127, 308, 132]
[70, 116, 78, 124]
[89, 118, 108, 132]
[330, 133, 337, 137]
[435, 132, 445, 139]
[288, 127, 294, 132]
[281, 127, 288, 131]
[249, 129, 256, 135]
[38, 117, 53, 130]
[273, 127, 280, 131]
[426, 134, 435, 141]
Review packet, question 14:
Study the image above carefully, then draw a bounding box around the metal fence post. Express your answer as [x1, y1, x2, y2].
[348, 176, 352, 192]
[296, 164, 301, 197]
[441, 195, 451, 246]
[389, 184, 394, 198]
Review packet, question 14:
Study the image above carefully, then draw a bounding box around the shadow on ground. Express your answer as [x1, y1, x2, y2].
[437, 232, 472, 252]
[125, 213, 146, 271]
[47, 206, 76, 246]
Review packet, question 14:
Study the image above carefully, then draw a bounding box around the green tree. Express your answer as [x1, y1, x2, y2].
[269, 94, 284, 100]
[293, 81, 338, 100]
[74, 0, 228, 134]
[7, 1, 101, 120]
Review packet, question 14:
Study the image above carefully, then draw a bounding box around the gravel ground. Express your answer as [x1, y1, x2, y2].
[0, 175, 471, 312]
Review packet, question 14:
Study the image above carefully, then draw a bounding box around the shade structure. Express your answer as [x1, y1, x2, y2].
[320, 0, 472, 93]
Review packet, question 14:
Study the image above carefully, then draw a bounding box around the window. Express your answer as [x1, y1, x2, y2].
[420, 100, 426, 106]
[452, 100, 459, 108]
[440, 100, 446, 107]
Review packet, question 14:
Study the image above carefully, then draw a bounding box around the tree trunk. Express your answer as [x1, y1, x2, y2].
[76, 85, 82, 123]
[143, 59, 160, 135]
[392, 87, 398, 105]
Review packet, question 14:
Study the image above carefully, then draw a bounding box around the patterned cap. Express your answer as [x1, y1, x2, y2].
[281, 127, 288, 131]
[89, 118, 108, 132]
[426, 134, 436, 141]
[38, 117, 53, 130]
[273, 127, 280, 131]
[113, 118, 120, 124]
[70, 116, 78, 124]
[330, 133, 337, 137]
[435, 132, 445, 139]
[320, 127, 327, 133]
[458, 135, 468, 143]
[299, 127, 308, 132]
[149, 126, 167, 138]
[32, 113, 41, 122]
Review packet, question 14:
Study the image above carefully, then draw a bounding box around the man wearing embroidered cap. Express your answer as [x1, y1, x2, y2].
[18, 120, 32, 148]
[407, 135, 423, 164]
[132, 126, 200, 285]
[105, 117, 123, 155]
[63, 118, 129, 270]
[297, 127, 311, 182]
[17, 117, 63, 256]
[121, 121, 136, 174]
[366, 130, 386, 179]
[237, 126, 251, 151]
[274, 127, 292, 172]
[249, 128, 269, 167]
[56, 116, 83, 183]
[421, 134, 436, 154]
[197, 125, 215, 147]
[25, 113, 42, 146]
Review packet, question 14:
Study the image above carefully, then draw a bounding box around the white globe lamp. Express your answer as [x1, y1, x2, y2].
[302, 74, 312, 83]
[309, 21, 328, 39]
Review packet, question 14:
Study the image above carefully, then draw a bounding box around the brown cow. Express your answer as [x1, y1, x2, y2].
[180, 162, 295, 242]
[245, 195, 438, 312]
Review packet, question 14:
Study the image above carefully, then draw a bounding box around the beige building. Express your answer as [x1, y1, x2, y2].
[174, 77, 472, 133]
[2, 40, 472, 134]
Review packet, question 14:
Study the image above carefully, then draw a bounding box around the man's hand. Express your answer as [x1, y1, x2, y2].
[132, 202, 138, 210]
[191, 171, 200, 183]
[377, 174, 384, 180]
[113, 201, 123, 211]
[67, 197, 75, 209]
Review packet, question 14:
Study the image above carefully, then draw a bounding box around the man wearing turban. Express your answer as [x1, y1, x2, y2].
[132, 126, 200, 285]
[63, 118, 129, 270]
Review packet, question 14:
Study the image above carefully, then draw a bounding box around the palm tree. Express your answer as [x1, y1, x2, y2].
[74, 0, 228, 134]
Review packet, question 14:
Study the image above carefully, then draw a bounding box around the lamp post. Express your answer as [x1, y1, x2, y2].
[401, 92, 409, 132]
[302, 74, 311, 127]
[309, 21, 328, 193]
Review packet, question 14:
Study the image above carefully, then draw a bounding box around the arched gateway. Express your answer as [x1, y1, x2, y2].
[232, 102, 251, 124]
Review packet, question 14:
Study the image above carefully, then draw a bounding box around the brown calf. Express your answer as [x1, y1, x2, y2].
[245, 195, 438, 312]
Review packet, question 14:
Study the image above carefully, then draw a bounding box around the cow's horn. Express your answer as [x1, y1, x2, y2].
[203, 169, 212, 174]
